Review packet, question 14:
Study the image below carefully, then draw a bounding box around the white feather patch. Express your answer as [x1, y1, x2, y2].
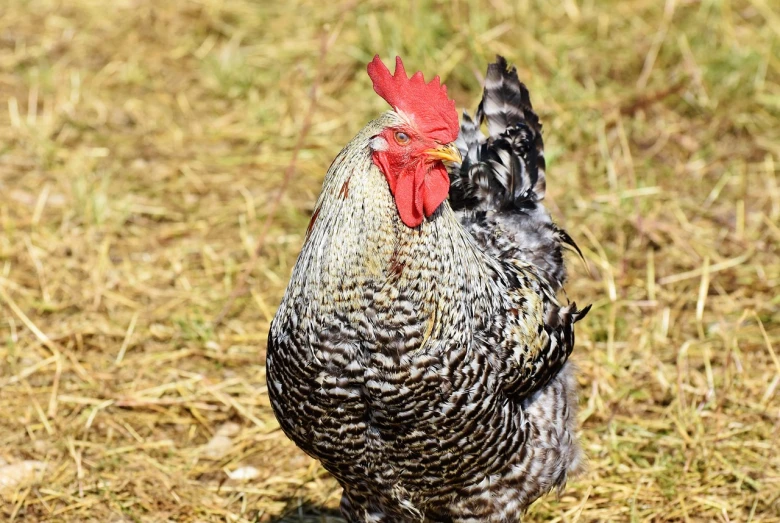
[369, 136, 388, 151]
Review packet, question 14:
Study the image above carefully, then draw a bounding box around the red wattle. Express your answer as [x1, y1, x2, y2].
[422, 163, 450, 218]
[394, 166, 424, 228]
[394, 163, 449, 228]
[373, 150, 450, 228]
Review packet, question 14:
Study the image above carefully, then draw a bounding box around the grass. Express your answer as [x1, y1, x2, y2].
[0, 0, 778, 521]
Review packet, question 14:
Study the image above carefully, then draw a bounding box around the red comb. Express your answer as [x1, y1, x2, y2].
[367, 55, 459, 143]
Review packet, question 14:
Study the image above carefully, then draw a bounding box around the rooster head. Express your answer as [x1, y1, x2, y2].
[366, 55, 461, 228]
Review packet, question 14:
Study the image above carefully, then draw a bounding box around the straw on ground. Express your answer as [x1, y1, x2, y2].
[0, 0, 778, 521]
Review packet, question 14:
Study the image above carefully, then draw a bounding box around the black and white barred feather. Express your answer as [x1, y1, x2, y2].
[452, 56, 546, 209]
[451, 56, 580, 290]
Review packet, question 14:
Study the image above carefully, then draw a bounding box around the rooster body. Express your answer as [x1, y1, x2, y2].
[268, 57, 588, 522]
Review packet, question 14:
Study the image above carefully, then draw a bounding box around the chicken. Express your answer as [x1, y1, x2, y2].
[267, 55, 590, 522]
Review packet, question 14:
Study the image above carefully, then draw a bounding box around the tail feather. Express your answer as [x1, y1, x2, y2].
[450, 56, 547, 212]
[476, 56, 541, 140]
[553, 224, 584, 261]
[454, 111, 482, 160]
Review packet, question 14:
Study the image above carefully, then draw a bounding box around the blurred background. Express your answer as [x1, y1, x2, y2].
[0, 0, 778, 521]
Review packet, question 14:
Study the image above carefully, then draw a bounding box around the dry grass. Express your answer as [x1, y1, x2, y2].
[0, 0, 778, 521]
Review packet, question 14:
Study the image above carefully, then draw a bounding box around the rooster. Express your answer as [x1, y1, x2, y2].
[267, 55, 590, 522]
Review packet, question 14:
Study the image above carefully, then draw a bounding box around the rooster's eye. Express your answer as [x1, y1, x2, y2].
[394, 131, 410, 145]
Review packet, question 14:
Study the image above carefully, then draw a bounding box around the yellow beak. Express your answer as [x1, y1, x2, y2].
[425, 143, 462, 165]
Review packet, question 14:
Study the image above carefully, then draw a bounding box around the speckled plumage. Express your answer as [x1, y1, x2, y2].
[451, 56, 581, 291]
[267, 57, 589, 522]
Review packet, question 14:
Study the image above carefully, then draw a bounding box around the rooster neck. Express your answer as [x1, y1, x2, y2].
[306, 179, 489, 316]
[294, 201, 493, 358]
[283, 114, 501, 345]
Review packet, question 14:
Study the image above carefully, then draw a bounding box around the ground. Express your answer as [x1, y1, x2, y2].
[0, 0, 778, 521]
